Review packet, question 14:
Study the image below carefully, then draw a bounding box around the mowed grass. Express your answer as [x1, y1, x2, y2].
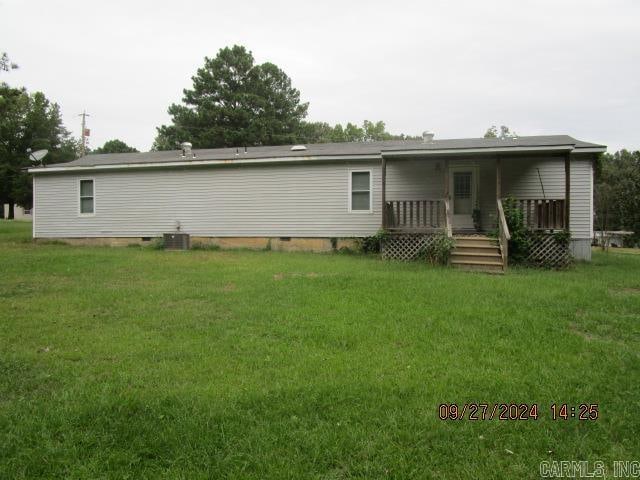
[1, 221, 639, 479]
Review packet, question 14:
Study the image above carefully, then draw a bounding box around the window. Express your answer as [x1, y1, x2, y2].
[350, 170, 371, 212]
[79, 179, 94, 214]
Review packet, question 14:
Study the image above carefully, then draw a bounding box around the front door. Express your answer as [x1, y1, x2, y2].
[450, 167, 476, 230]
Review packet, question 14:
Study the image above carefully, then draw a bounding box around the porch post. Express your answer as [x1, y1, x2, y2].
[443, 159, 449, 199]
[495, 156, 501, 201]
[443, 158, 450, 234]
[381, 156, 387, 228]
[564, 153, 570, 231]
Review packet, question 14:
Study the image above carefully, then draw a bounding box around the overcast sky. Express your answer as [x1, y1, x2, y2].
[3, 0, 639, 152]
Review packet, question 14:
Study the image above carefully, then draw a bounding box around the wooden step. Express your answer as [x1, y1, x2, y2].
[451, 252, 502, 263]
[453, 245, 501, 255]
[451, 259, 504, 273]
[455, 241, 498, 249]
[454, 235, 493, 239]
[454, 236, 498, 248]
[452, 235, 505, 273]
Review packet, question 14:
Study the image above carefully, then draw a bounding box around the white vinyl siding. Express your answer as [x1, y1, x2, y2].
[386, 158, 444, 199]
[34, 161, 382, 238]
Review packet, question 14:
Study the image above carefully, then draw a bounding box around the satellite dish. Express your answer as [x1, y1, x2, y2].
[29, 149, 48, 163]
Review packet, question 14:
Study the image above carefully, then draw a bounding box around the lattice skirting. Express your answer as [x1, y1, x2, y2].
[526, 234, 571, 268]
[382, 234, 438, 261]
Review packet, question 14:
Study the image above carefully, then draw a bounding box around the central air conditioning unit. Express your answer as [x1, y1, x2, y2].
[163, 233, 190, 250]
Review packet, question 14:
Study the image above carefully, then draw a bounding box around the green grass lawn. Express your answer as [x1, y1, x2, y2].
[593, 246, 640, 255]
[1, 221, 639, 479]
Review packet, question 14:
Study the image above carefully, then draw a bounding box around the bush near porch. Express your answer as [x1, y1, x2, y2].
[501, 196, 572, 268]
[1, 221, 639, 478]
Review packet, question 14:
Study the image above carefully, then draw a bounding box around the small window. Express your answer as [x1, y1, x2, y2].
[350, 171, 371, 212]
[79, 179, 94, 214]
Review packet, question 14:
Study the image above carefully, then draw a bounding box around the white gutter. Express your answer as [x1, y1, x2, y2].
[381, 145, 576, 158]
[28, 154, 382, 174]
[572, 147, 607, 153]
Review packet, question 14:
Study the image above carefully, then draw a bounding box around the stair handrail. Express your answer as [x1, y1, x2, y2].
[444, 198, 453, 238]
[497, 198, 510, 269]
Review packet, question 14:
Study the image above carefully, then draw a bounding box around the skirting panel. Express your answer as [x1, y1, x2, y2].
[569, 239, 592, 261]
[382, 234, 438, 261]
[526, 234, 571, 268]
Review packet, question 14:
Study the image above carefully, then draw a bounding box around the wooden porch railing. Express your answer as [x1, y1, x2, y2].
[514, 199, 565, 231]
[497, 199, 511, 269]
[384, 199, 445, 231]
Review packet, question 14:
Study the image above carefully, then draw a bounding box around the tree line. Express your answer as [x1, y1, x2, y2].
[595, 150, 640, 246]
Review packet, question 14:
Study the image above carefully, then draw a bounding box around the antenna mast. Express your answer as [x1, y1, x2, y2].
[78, 111, 91, 156]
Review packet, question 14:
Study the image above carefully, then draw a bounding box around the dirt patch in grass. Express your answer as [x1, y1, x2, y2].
[620, 287, 640, 294]
[568, 323, 597, 342]
[223, 282, 237, 292]
[569, 322, 639, 350]
[0, 356, 59, 401]
[273, 272, 322, 281]
[609, 286, 640, 296]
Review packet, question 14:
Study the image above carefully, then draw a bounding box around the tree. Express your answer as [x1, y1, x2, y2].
[363, 120, 393, 141]
[0, 86, 77, 217]
[295, 119, 418, 144]
[344, 122, 365, 142]
[595, 150, 640, 247]
[0, 52, 18, 73]
[92, 139, 138, 154]
[484, 126, 498, 138]
[484, 125, 516, 138]
[153, 45, 308, 150]
[295, 121, 335, 144]
[0, 85, 27, 218]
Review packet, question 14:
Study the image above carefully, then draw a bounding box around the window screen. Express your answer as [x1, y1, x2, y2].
[80, 179, 94, 214]
[351, 171, 371, 211]
[453, 172, 472, 215]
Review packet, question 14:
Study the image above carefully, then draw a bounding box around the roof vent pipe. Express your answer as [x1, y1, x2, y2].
[422, 131, 435, 143]
[181, 142, 193, 158]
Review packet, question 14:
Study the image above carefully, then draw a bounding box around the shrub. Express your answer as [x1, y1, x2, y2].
[191, 242, 221, 251]
[148, 238, 165, 250]
[552, 229, 571, 247]
[356, 229, 389, 254]
[502, 196, 531, 264]
[417, 232, 455, 265]
[502, 197, 573, 268]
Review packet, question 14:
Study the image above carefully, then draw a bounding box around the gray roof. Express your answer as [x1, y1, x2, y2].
[43, 135, 605, 169]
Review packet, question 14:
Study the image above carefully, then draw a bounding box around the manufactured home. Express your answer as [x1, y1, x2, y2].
[2, 204, 32, 220]
[29, 134, 605, 270]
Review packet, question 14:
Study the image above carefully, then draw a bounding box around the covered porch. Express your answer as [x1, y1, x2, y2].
[380, 153, 572, 269]
[381, 154, 571, 233]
